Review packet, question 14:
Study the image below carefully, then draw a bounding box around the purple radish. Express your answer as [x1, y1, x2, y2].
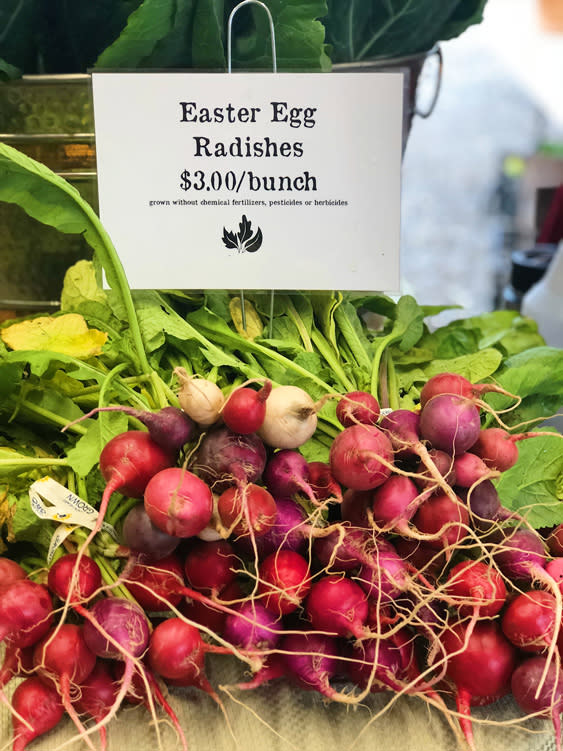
[511, 655, 563, 751]
[121, 503, 180, 559]
[64, 405, 195, 456]
[281, 632, 350, 702]
[419, 394, 481, 455]
[420, 372, 517, 409]
[223, 600, 281, 651]
[264, 449, 317, 503]
[190, 425, 267, 492]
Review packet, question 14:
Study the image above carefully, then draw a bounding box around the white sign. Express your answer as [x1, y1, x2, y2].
[91, 72, 403, 291]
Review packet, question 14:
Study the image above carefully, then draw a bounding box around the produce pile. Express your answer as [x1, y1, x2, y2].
[1, 146, 563, 751]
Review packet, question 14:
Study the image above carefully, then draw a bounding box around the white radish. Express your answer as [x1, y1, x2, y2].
[257, 385, 318, 449]
[174, 367, 224, 426]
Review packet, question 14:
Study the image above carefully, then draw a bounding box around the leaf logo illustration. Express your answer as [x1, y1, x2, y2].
[222, 215, 263, 253]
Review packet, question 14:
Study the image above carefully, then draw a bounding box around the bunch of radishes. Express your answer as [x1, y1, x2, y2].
[2, 370, 563, 751]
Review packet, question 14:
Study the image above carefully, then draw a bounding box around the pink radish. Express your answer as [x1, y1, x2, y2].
[329, 424, 394, 491]
[307, 461, 343, 504]
[222, 381, 272, 434]
[412, 492, 470, 551]
[143, 466, 213, 538]
[371, 475, 427, 532]
[469, 427, 550, 472]
[0, 558, 26, 590]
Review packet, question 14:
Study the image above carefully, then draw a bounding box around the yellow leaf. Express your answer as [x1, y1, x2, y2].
[229, 298, 263, 341]
[1, 313, 108, 358]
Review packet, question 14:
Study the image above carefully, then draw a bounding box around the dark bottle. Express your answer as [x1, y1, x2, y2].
[501, 245, 557, 311]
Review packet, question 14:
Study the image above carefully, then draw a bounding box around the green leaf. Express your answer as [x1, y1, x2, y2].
[495, 434, 563, 528]
[192, 0, 225, 68]
[484, 347, 563, 428]
[95, 0, 179, 68]
[232, 0, 330, 71]
[66, 412, 128, 476]
[324, 0, 485, 62]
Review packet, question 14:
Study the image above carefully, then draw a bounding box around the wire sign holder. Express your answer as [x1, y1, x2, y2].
[227, 0, 277, 335]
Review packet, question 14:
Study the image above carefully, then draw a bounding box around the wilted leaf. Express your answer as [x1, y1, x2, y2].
[1, 313, 107, 358]
[229, 298, 263, 341]
[60, 260, 107, 312]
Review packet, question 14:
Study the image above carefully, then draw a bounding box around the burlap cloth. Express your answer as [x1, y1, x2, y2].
[1, 655, 558, 751]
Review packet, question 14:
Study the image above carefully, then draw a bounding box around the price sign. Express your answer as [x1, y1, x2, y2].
[91, 72, 403, 291]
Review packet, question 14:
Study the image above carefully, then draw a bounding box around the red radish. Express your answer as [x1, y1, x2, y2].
[257, 550, 311, 615]
[217, 482, 277, 538]
[419, 394, 481, 455]
[184, 539, 238, 595]
[412, 492, 470, 551]
[346, 630, 424, 694]
[470, 427, 550, 472]
[33, 624, 97, 746]
[143, 466, 213, 538]
[63, 405, 195, 456]
[48, 553, 102, 605]
[329, 424, 394, 491]
[264, 449, 317, 503]
[125, 554, 185, 611]
[99, 430, 174, 500]
[394, 538, 447, 580]
[305, 575, 368, 639]
[147, 618, 221, 703]
[11, 676, 64, 751]
[511, 655, 563, 751]
[191, 426, 267, 492]
[235, 653, 286, 691]
[420, 372, 516, 408]
[307, 461, 343, 504]
[174, 368, 225, 426]
[257, 384, 319, 449]
[74, 661, 118, 751]
[501, 590, 558, 652]
[371, 475, 427, 532]
[452, 452, 497, 487]
[336, 391, 380, 427]
[0, 558, 26, 590]
[340, 488, 372, 527]
[444, 560, 507, 617]
[0, 580, 53, 648]
[222, 381, 272, 434]
[121, 503, 180, 559]
[180, 580, 244, 634]
[441, 620, 518, 751]
[223, 600, 281, 650]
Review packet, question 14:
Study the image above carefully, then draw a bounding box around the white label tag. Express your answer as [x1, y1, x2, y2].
[91, 71, 403, 292]
[29, 477, 117, 562]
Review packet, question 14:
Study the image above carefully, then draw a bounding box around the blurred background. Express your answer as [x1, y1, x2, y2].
[400, 0, 563, 323]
